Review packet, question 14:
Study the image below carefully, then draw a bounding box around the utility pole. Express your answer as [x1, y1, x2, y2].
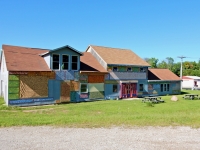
[178, 56, 186, 90]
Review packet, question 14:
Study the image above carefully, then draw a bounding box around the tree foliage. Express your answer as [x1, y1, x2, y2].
[145, 57, 159, 68]
[145, 57, 200, 77]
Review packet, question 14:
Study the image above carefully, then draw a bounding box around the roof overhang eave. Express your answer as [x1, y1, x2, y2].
[80, 71, 108, 74]
[148, 80, 182, 82]
[107, 63, 150, 67]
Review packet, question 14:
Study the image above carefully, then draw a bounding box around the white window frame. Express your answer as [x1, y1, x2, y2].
[71, 55, 79, 71]
[62, 54, 69, 70]
[52, 54, 60, 70]
[112, 66, 118, 72]
[80, 83, 88, 93]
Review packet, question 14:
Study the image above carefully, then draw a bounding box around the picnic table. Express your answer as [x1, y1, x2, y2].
[183, 94, 199, 100]
[142, 96, 165, 103]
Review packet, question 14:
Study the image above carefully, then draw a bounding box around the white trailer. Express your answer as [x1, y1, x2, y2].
[182, 76, 200, 90]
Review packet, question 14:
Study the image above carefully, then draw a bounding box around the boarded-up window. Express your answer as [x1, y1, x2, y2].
[60, 81, 70, 102]
[88, 83, 104, 92]
[70, 81, 79, 91]
[88, 75, 104, 83]
[89, 91, 104, 99]
[20, 75, 48, 98]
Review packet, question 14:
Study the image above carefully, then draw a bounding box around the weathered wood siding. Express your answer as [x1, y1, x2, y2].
[88, 75, 104, 83]
[20, 75, 49, 98]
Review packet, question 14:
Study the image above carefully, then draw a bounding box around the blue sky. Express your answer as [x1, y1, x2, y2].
[0, 0, 200, 63]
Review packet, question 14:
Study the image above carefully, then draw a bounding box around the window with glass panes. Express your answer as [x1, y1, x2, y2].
[72, 56, 78, 70]
[113, 84, 118, 92]
[62, 55, 69, 70]
[52, 54, 59, 70]
[80, 83, 88, 93]
[113, 67, 118, 71]
[161, 83, 170, 92]
[139, 84, 143, 91]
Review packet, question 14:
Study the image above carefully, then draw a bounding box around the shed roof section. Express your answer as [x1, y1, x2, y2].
[182, 76, 200, 80]
[88, 45, 150, 66]
[148, 69, 181, 81]
[80, 52, 107, 73]
[2, 44, 51, 71]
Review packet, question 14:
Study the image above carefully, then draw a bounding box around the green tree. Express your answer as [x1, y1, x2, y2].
[171, 62, 181, 77]
[166, 57, 174, 70]
[144, 57, 159, 68]
[157, 60, 167, 68]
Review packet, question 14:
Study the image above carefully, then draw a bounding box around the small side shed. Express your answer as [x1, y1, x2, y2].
[182, 76, 200, 90]
[148, 69, 181, 95]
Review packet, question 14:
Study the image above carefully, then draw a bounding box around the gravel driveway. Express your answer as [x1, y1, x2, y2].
[0, 126, 200, 150]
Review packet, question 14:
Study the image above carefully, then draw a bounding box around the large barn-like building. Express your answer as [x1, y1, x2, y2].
[0, 44, 181, 106]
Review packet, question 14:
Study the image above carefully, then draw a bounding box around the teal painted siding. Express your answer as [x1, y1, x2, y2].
[48, 79, 61, 100]
[70, 91, 77, 102]
[148, 81, 181, 96]
[104, 84, 120, 99]
[137, 80, 148, 97]
[118, 66, 127, 72]
[107, 65, 148, 73]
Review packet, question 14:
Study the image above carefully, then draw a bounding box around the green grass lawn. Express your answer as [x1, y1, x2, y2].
[0, 90, 200, 128]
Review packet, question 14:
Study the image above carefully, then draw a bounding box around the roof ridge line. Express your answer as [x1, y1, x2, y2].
[90, 45, 131, 51]
[2, 44, 49, 51]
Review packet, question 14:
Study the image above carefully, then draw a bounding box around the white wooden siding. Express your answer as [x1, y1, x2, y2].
[0, 51, 9, 105]
[43, 54, 50, 68]
[88, 47, 107, 69]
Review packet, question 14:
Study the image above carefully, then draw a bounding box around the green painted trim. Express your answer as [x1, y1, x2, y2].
[9, 93, 19, 100]
[105, 80, 119, 84]
[9, 80, 20, 88]
[9, 75, 19, 80]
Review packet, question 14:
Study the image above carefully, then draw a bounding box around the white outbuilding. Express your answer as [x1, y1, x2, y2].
[182, 76, 200, 90]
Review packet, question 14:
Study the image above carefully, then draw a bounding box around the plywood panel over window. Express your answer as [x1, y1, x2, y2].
[60, 81, 70, 102]
[89, 91, 104, 99]
[20, 75, 48, 98]
[70, 81, 79, 91]
[88, 83, 104, 92]
[28, 72, 55, 79]
[88, 75, 104, 83]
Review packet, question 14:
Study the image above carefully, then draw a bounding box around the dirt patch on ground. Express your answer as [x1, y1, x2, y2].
[0, 126, 200, 150]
